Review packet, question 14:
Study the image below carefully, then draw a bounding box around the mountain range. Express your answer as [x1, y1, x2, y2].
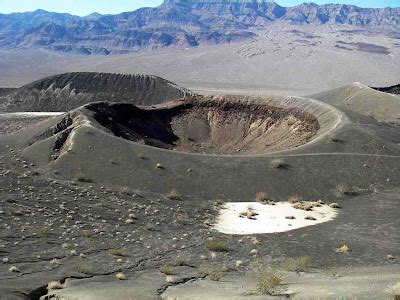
[0, 0, 399, 54]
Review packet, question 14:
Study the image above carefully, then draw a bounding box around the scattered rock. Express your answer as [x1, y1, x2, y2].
[235, 260, 243, 268]
[250, 249, 258, 255]
[47, 281, 64, 290]
[115, 272, 127, 280]
[165, 275, 177, 283]
[329, 203, 341, 209]
[8, 266, 20, 273]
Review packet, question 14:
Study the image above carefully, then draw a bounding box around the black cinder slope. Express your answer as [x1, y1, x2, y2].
[372, 83, 400, 95]
[4, 94, 399, 201]
[0, 72, 193, 112]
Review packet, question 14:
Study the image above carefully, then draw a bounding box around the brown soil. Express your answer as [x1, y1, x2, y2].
[87, 96, 319, 155]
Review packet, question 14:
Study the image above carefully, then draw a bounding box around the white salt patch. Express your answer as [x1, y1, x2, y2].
[214, 202, 337, 235]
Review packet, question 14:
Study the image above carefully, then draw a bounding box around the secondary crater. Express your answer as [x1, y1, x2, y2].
[86, 96, 320, 155]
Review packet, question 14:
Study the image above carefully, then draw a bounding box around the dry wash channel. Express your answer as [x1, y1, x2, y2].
[87, 96, 321, 155]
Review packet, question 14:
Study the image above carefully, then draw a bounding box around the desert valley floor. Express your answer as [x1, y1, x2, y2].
[0, 24, 400, 300]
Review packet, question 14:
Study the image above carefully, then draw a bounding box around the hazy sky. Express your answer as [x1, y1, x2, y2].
[0, 0, 399, 16]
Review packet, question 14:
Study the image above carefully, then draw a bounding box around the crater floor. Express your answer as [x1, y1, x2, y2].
[88, 96, 320, 155]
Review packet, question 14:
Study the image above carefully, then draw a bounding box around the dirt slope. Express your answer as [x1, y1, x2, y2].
[310, 82, 400, 124]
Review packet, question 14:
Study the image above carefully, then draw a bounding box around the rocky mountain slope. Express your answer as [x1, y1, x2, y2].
[0, 0, 399, 54]
[0, 72, 193, 112]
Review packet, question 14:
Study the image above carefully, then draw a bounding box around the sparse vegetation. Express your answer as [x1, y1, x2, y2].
[40, 226, 49, 239]
[337, 244, 351, 253]
[287, 195, 300, 204]
[138, 153, 147, 160]
[171, 256, 187, 267]
[392, 282, 400, 300]
[199, 265, 225, 281]
[256, 271, 284, 295]
[335, 183, 358, 196]
[80, 230, 94, 238]
[174, 213, 189, 225]
[205, 239, 228, 252]
[119, 186, 132, 195]
[164, 189, 180, 200]
[23, 170, 40, 177]
[240, 207, 259, 219]
[281, 256, 311, 273]
[330, 137, 346, 143]
[329, 202, 341, 209]
[75, 173, 93, 183]
[75, 263, 92, 275]
[109, 248, 125, 257]
[159, 264, 175, 275]
[292, 201, 317, 211]
[270, 158, 288, 170]
[255, 192, 274, 204]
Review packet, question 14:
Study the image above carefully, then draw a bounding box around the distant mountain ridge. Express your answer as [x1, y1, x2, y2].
[0, 1, 399, 54]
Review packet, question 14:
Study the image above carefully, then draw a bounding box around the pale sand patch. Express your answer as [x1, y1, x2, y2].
[214, 202, 337, 235]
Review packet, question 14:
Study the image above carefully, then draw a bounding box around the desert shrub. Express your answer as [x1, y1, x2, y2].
[392, 282, 400, 300]
[75, 263, 92, 275]
[335, 183, 358, 196]
[164, 189, 180, 200]
[80, 230, 94, 238]
[287, 195, 300, 204]
[337, 244, 351, 253]
[109, 248, 125, 257]
[205, 239, 228, 252]
[257, 271, 284, 295]
[281, 256, 311, 273]
[119, 186, 132, 195]
[174, 213, 189, 225]
[270, 158, 288, 169]
[330, 137, 346, 143]
[40, 226, 49, 239]
[171, 256, 187, 267]
[255, 192, 274, 204]
[159, 264, 174, 275]
[138, 153, 147, 160]
[292, 201, 322, 211]
[76, 175, 93, 183]
[199, 266, 225, 281]
[24, 170, 40, 177]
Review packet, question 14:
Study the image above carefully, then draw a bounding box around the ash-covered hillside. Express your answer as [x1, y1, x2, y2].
[0, 72, 193, 112]
[0, 0, 399, 54]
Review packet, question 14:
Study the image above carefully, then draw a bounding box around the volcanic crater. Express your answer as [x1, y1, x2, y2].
[86, 96, 321, 155]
